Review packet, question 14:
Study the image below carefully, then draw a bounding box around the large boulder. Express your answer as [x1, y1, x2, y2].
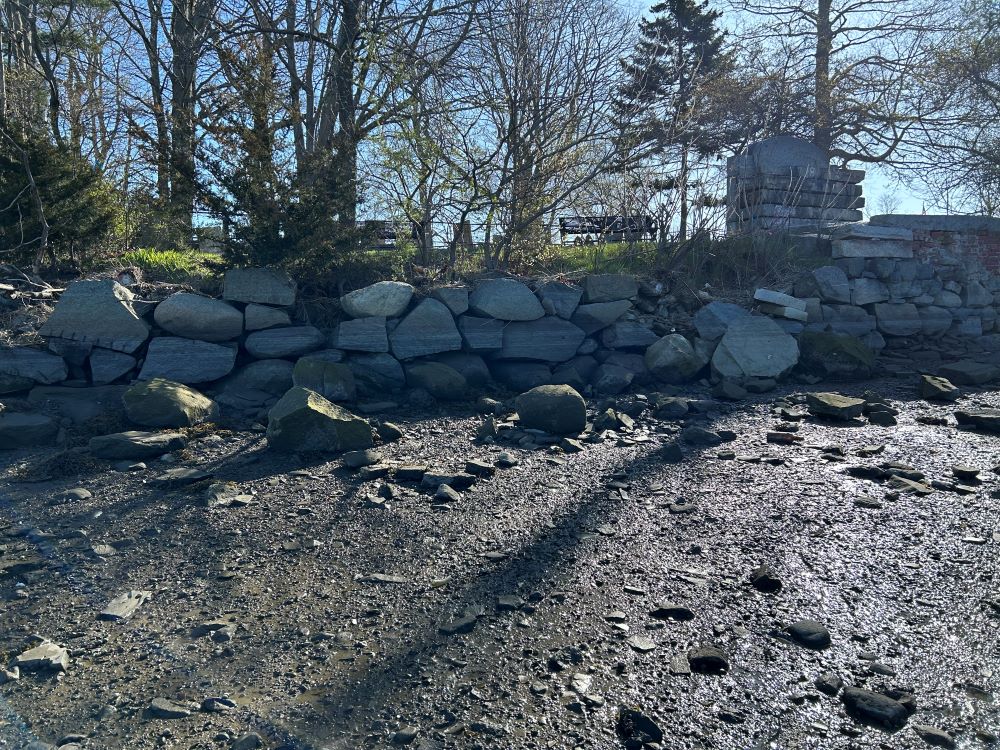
[39, 279, 150, 353]
[515, 385, 586, 435]
[330, 316, 388, 352]
[874, 303, 922, 337]
[645, 335, 706, 383]
[347, 353, 406, 394]
[138, 338, 237, 383]
[0, 347, 68, 392]
[89, 348, 136, 384]
[582, 274, 637, 303]
[243, 303, 291, 331]
[340, 281, 414, 318]
[851, 278, 889, 306]
[711, 317, 799, 380]
[389, 299, 462, 360]
[0, 413, 59, 449]
[223, 268, 296, 306]
[244, 326, 325, 359]
[495, 317, 586, 362]
[266, 387, 373, 452]
[570, 301, 631, 335]
[796, 332, 875, 380]
[469, 279, 544, 321]
[123, 378, 218, 427]
[153, 293, 243, 342]
[89, 430, 186, 460]
[938, 360, 1000, 385]
[827, 305, 877, 336]
[692, 302, 750, 341]
[536, 282, 583, 319]
[404, 361, 468, 400]
[292, 357, 357, 402]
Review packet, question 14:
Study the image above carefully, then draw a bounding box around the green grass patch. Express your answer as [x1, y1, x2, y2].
[116, 248, 220, 284]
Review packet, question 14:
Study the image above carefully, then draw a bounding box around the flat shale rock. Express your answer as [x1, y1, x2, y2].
[15, 641, 70, 672]
[955, 408, 1000, 433]
[89, 431, 186, 460]
[919, 374, 960, 401]
[0, 346, 68, 387]
[806, 392, 866, 420]
[245, 326, 325, 359]
[496, 317, 586, 362]
[99, 590, 153, 621]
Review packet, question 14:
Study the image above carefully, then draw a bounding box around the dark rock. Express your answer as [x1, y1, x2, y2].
[515, 385, 586, 435]
[786, 619, 831, 649]
[919, 374, 960, 401]
[688, 646, 729, 674]
[841, 687, 910, 730]
[806, 392, 865, 420]
[749, 564, 782, 593]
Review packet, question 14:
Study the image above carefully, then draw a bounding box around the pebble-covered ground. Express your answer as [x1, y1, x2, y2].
[1, 377, 999, 750]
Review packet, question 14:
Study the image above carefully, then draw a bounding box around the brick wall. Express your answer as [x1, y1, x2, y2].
[911, 229, 1000, 274]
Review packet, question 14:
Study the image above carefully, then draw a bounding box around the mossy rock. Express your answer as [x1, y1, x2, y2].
[123, 378, 218, 428]
[266, 386, 373, 453]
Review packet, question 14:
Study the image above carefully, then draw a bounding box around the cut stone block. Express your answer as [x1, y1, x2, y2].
[754, 288, 807, 311]
[39, 279, 150, 354]
[223, 268, 296, 306]
[138, 338, 237, 383]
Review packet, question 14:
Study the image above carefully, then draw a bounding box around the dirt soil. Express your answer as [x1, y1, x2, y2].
[1, 378, 998, 750]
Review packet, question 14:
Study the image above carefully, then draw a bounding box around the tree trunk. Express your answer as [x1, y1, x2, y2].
[678, 145, 689, 242]
[813, 0, 833, 157]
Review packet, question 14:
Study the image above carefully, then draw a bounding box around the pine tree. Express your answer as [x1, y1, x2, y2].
[617, 0, 729, 240]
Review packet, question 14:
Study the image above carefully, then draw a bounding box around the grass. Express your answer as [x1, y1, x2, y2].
[116, 248, 220, 284]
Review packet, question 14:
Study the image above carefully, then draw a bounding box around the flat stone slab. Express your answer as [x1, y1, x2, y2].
[571, 301, 631, 334]
[600, 321, 658, 349]
[40, 279, 150, 353]
[89, 431, 186, 460]
[138, 338, 237, 383]
[330, 316, 388, 352]
[536, 282, 582, 319]
[431, 286, 470, 315]
[244, 326, 326, 359]
[495, 317, 586, 362]
[712, 316, 799, 380]
[223, 268, 296, 306]
[938, 360, 1000, 385]
[955, 409, 1000, 433]
[806, 392, 865, 420]
[0, 347, 68, 388]
[832, 239, 914, 259]
[754, 288, 807, 311]
[99, 590, 153, 621]
[457, 315, 505, 352]
[692, 302, 750, 341]
[15, 641, 69, 672]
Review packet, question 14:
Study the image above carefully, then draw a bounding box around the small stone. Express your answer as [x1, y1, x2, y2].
[377, 422, 403, 442]
[919, 374, 960, 401]
[343, 449, 380, 469]
[230, 732, 264, 750]
[434, 484, 461, 504]
[842, 687, 910, 730]
[814, 672, 843, 696]
[626, 635, 657, 653]
[149, 697, 193, 719]
[952, 465, 980, 481]
[912, 725, 956, 749]
[786, 619, 831, 649]
[392, 726, 419, 745]
[99, 590, 153, 621]
[749, 564, 782, 593]
[616, 707, 663, 747]
[15, 641, 69, 672]
[688, 646, 729, 674]
[649, 603, 695, 621]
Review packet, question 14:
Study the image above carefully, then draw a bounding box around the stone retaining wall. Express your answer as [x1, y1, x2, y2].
[870, 214, 1000, 274]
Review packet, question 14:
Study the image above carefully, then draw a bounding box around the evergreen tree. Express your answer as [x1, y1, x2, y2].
[617, 0, 730, 240]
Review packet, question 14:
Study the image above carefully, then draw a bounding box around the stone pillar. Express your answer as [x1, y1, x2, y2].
[727, 135, 865, 235]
